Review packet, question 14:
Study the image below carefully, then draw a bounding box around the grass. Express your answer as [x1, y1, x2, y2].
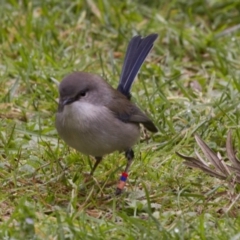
[1, 0, 240, 239]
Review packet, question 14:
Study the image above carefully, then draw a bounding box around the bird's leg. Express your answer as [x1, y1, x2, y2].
[90, 156, 102, 176]
[124, 149, 134, 173]
[116, 149, 134, 195]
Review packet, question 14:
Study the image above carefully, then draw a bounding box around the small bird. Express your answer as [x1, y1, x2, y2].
[56, 34, 158, 195]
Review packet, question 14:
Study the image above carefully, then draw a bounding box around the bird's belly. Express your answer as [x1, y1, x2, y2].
[55, 102, 140, 157]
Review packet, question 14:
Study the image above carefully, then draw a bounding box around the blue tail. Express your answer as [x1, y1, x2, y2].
[117, 34, 158, 99]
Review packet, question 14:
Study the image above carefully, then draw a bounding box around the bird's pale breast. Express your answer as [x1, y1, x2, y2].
[55, 101, 140, 157]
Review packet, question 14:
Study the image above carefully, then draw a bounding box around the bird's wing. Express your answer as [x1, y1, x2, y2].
[106, 92, 157, 133]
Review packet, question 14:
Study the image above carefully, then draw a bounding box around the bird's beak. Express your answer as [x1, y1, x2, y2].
[61, 98, 75, 106]
[57, 98, 74, 112]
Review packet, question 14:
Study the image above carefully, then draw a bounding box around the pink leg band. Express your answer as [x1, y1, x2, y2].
[117, 172, 128, 190]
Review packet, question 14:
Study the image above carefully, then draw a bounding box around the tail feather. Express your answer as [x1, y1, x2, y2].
[117, 34, 158, 99]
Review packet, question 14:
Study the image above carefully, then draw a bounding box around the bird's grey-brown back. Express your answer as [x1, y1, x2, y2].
[55, 72, 141, 157]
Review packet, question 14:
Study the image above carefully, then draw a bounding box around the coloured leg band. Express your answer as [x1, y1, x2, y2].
[117, 172, 128, 190]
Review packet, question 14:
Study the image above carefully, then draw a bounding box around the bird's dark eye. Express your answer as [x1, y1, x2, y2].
[80, 91, 86, 97]
[77, 89, 88, 98]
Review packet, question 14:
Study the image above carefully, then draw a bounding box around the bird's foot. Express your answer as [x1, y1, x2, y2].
[83, 172, 93, 183]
